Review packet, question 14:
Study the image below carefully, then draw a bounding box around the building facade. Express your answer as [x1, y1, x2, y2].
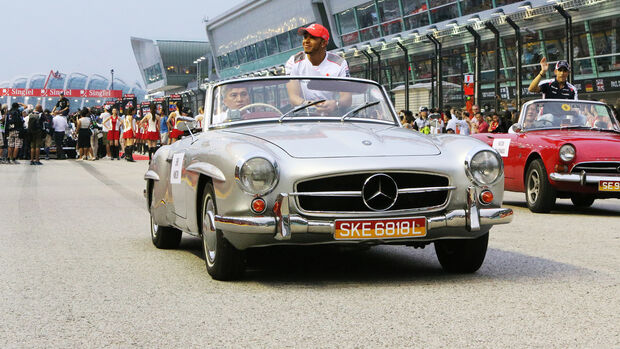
[204, 0, 620, 111]
[131, 38, 211, 93]
[130, 37, 211, 113]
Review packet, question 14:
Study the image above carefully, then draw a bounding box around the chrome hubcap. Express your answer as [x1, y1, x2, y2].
[202, 195, 217, 266]
[527, 169, 540, 204]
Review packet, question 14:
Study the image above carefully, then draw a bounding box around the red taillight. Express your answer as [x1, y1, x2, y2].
[251, 198, 266, 214]
[480, 190, 494, 204]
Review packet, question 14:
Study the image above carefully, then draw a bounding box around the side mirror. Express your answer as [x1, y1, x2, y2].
[176, 116, 196, 131]
[509, 124, 522, 133]
[176, 116, 198, 143]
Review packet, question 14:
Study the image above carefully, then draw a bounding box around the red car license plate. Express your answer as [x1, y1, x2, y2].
[334, 217, 427, 240]
[599, 180, 620, 192]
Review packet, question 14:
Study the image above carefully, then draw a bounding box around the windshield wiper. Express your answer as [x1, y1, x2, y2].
[590, 127, 620, 134]
[559, 125, 591, 130]
[340, 101, 380, 121]
[279, 99, 326, 121]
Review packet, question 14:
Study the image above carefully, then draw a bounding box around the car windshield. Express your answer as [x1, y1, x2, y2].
[520, 100, 619, 131]
[209, 77, 395, 127]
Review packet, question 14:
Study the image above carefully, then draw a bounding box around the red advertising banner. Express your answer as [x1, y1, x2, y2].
[0, 88, 123, 98]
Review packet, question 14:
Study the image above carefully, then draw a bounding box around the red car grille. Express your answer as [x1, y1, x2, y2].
[571, 162, 620, 175]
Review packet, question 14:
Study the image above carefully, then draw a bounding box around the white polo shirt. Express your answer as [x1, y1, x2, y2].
[285, 51, 350, 101]
[100, 112, 111, 132]
[285, 51, 350, 77]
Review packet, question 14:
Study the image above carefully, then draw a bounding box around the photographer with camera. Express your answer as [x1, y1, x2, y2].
[6, 103, 26, 164]
[27, 105, 45, 165]
[41, 109, 54, 160]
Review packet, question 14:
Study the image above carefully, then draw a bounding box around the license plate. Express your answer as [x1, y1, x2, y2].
[599, 180, 620, 192]
[334, 217, 427, 240]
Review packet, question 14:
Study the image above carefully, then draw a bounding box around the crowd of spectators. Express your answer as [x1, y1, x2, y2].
[398, 98, 619, 136]
[1, 97, 618, 165]
[0, 102, 202, 165]
[398, 104, 517, 135]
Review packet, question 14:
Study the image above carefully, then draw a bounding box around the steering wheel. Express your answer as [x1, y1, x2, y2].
[239, 103, 282, 116]
[537, 119, 553, 126]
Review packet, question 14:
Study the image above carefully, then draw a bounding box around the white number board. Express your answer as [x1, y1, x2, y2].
[492, 138, 511, 157]
[170, 153, 185, 184]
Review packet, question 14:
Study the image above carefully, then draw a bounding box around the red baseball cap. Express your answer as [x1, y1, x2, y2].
[298, 23, 329, 41]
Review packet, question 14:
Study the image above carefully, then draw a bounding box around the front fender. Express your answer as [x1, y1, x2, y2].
[146, 146, 177, 227]
[186, 162, 226, 182]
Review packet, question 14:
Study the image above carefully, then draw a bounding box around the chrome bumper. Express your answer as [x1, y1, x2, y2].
[550, 172, 620, 186]
[214, 188, 513, 240]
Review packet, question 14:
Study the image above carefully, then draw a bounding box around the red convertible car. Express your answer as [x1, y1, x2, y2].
[473, 99, 620, 212]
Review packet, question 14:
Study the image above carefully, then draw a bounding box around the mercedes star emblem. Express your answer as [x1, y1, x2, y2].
[362, 173, 398, 211]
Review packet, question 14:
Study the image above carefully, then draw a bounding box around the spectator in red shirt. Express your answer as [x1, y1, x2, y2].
[476, 112, 489, 133]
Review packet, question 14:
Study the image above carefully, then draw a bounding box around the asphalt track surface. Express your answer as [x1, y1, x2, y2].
[1, 160, 618, 347]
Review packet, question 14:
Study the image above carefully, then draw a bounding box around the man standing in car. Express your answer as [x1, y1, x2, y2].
[528, 58, 577, 100]
[52, 92, 71, 116]
[285, 23, 352, 113]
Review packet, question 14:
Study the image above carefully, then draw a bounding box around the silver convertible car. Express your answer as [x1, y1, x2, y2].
[144, 77, 513, 280]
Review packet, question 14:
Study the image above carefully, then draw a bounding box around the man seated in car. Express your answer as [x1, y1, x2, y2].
[212, 85, 251, 124]
[522, 106, 539, 130]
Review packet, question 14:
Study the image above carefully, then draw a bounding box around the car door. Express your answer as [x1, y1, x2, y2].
[505, 131, 536, 191]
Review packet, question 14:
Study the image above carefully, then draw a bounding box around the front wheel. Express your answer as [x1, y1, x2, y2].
[525, 159, 556, 213]
[150, 215, 182, 249]
[201, 183, 245, 280]
[434, 233, 489, 273]
[570, 194, 595, 208]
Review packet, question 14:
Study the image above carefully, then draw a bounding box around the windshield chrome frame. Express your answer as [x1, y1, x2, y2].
[519, 98, 619, 132]
[205, 76, 399, 130]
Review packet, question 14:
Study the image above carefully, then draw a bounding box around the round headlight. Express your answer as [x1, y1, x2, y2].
[236, 157, 278, 195]
[559, 144, 576, 162]
[468, 150, 503, 185]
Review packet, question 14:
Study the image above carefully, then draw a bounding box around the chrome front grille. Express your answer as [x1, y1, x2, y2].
[294, 172, 453, 213]
[571, 162, 620, 175]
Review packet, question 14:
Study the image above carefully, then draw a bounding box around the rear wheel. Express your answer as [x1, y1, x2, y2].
[525, 159, 556, 213]
[570, 194, 595, 208]
[201, 183, 245, 280]
[434, 233, 489, 273]
[150, 215, 182, 249]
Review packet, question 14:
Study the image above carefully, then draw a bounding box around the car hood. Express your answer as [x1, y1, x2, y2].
[537, 130, 620, 160]
[225, 122, 441, 158]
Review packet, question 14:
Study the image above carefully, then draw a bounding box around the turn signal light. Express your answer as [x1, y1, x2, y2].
[251, 198, 266, 214]
[479, 190, 494, 204]
[555, 164, 568, 173]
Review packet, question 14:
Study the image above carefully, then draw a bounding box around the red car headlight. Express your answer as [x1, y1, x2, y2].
[559, 144, 576, 162]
